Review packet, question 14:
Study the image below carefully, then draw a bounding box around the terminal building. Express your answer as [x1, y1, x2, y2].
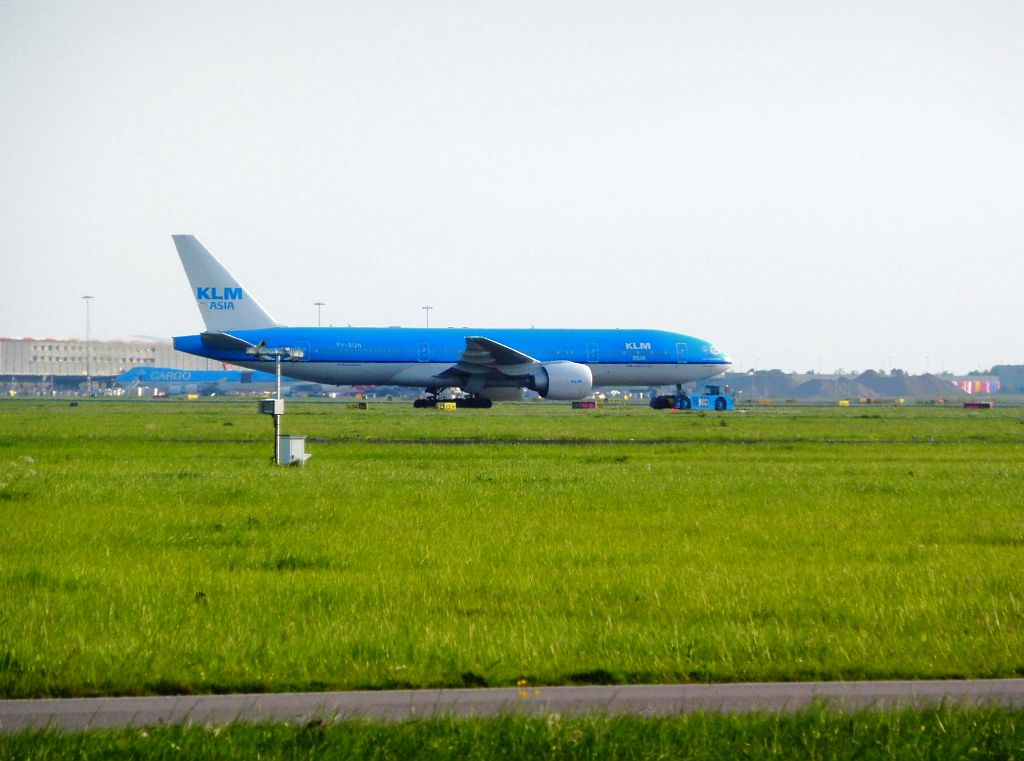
[1, 337, 221, 394]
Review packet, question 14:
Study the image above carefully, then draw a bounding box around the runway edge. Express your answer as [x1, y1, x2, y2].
[3, 679, 1024, 732]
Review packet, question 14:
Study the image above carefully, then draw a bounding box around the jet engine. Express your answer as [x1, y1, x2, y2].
[529, 361, 593, 400]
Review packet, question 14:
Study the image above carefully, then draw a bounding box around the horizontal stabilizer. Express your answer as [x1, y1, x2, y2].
[199, 332, 258, 352]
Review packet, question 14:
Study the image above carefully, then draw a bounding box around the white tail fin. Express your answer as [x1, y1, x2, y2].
[173, 235, 280, 332]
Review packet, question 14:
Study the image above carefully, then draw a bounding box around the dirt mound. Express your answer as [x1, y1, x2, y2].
[791, 378, 877, 400]
[719, 372, 798, 399]
[856, 371, 962, 398]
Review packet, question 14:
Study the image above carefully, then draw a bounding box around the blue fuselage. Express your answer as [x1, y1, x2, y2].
[173, 326, 731, 389]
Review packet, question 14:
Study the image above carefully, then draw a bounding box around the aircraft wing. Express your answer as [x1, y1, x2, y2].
[456, 336, 539, 370]
[434, 335, 540, 387]
[435, 336, 539, 388]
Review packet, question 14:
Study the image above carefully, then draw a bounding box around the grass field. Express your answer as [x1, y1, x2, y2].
[1, 400, 1023, 698]
[3, 706, 1023, 760]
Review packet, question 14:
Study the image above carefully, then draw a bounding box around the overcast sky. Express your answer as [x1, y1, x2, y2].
[1, 1, 1020, 373]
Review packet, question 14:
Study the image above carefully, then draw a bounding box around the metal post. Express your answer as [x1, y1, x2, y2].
[274, 355, 282, 465]
[314, 301, 325, 327]
[250, 346, 304, 466]
[274, 411, 281, 464]
[422, 305, 433, 327]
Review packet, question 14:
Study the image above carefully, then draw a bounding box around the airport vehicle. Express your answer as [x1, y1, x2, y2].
[171, 236, 731, 407]
[115, 366, 312, 396]
[650, 384, 734, 411]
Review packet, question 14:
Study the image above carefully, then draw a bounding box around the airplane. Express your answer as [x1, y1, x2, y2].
[171, 235, 732, 408]
[115, 366, 317, 396]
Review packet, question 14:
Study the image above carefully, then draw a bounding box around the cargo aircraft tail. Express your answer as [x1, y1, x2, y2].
[173, 235, 280, 332]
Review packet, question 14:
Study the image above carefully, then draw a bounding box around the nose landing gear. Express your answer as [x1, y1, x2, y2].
[650, 384, 733, 411]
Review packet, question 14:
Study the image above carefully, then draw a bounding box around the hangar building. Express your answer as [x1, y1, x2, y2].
[1, 337, 220, 394]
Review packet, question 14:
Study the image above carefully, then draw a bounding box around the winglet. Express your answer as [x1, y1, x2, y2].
[173, 235, 281, 332]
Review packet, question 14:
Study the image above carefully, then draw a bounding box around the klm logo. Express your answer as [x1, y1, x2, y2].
[197, 287, 242, 311]
[625, 342, 651, 351]
[197, 287, 243, 300]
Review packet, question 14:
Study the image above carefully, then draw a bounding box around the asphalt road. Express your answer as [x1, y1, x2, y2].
[3, 680, 1024, 732]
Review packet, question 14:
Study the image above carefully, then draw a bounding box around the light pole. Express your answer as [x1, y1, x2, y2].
[82, 295, 93, 394]
[314, 301, 325, 327]
[422, 305, 433, 328]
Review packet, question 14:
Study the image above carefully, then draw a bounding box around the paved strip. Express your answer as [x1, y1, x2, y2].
[3, 680, 1024, 732]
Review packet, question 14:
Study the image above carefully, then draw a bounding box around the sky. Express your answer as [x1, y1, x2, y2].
[1, 1, 1020, 374]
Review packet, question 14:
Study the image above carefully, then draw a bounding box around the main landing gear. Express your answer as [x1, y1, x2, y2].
[413, 393, 493, 409]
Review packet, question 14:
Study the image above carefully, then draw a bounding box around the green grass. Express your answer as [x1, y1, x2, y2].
[3, 707, 1023, 760]
[1, 400, 1023, 697]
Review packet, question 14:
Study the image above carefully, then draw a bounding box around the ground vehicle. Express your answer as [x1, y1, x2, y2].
[650, 384, 734, 411]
